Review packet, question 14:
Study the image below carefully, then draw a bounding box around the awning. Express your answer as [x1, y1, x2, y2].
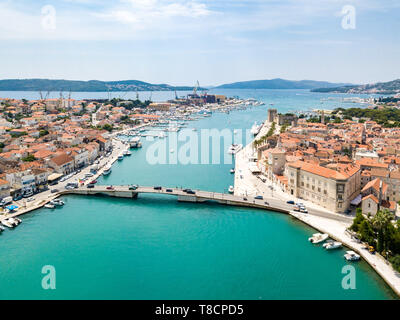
[48, 173, 63, 182]
[6, 205, 18, 211]
[350, 194, 362, 206]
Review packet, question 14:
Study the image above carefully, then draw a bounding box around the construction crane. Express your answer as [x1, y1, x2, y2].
[193, 80, 200, 96]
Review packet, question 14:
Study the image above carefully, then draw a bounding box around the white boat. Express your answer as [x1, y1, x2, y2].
[103, 166, 112, 176]
[125, 150, 132, 156]
[250, 121, 262, 136]
[308, 233, 329, 244]
[227, 144, 243, 155]
[129, 137, 142, 148]
[0, 225, 4, 232]
[117, 154, 124, 161]
[2, 218, 20, 228]
[170, 148, 174, 153]
[344, 250, 360, 261]
[228, 186, 234, 193]
[1, 219, 14, 228]
[51, 199, 64, 206]
[230, 168, 235, 174]
[44, 203, 56, 209]
[323, 240, 342, 250]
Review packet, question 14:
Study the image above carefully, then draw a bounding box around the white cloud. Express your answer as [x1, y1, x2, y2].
[96, 0, 212, 25]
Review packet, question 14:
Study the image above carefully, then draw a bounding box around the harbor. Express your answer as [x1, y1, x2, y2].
[0, 90, 396, 300]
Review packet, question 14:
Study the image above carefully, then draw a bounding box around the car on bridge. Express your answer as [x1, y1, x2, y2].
[165, 189, 173, 193]
[90, 180, 97, 184]
[106, 186, 114, 190]
[186, 190, 196, 195]
[153, 186, 162, 190]
[87, 184, 95, 189]
[129, 185, 139, 190]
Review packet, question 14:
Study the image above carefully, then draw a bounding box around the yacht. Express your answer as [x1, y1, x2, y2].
[129, 137, 142, 148]
[250, 121, 262, 136]
[323, 240, 343, 250]
[103, 166, 112, 176]
[2, 217, 20, 228]
[228, 186, 234, 193]
[227, 144, 243, 155]
[230, 168, 235, 174]
[308, 233, 329, 244]
[344, 251, 360, 261]
[2, 219, 15, 228]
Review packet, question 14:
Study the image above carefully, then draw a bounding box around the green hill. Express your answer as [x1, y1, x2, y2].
[0, 79, 203, 92]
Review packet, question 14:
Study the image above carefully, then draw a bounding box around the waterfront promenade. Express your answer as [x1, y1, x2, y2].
[233, 119, 400, 298]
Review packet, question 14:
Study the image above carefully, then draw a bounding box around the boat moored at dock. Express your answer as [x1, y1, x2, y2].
[323, 240, 343, 250]
[308, 233, 329, 244]
[344, 251, 360, 261]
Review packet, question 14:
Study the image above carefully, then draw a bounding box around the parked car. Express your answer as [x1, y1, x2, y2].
[13, 195, 22, 201]
[27, 197, 35, 202]
[264, 201, 269, 205]
[50, 189, 59, 194]
[286, 200, 295, 205]
[300, 208, 308, 213]
[0, 196, 13, 207]
[90, 180, 97, 185]
[243, 197, 247, 201]
[254, 195, 263, 200]
[293, 206, 300, 212]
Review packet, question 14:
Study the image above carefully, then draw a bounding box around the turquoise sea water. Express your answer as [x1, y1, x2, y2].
[0, 90, 397, 299]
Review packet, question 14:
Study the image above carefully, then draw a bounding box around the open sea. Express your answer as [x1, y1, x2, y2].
[0, 89, 397, 299]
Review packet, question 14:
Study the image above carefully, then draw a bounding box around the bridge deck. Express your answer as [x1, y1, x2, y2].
[63, 185, 352, 223]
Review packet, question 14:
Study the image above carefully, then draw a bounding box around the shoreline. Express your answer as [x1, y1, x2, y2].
[2, 113, 399, 298]
[234, 120, 400, 298]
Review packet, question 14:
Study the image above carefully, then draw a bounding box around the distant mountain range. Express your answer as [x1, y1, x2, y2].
[0, 79, 203, 92]
[216, 78, 352, 90]
[311, 79, 400, 94]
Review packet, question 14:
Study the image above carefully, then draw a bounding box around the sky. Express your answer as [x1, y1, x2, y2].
[0, 0, 399, 86]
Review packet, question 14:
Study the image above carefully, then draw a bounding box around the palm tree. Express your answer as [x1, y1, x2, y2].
[372, 209, 393, 254]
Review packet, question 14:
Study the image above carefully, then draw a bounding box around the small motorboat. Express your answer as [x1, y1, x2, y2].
[170, 148, 175, 153]
[230, 168, 235, 174]
[45, 203, 56, 209]
[323, 240, 342, 250]
[344, 250, 360, 261]
[51, 199, 65, 206]
[228, 186, 234, 193]
[2, 218, 16, 228]
[0, 225, 5, 232]
[308, 233, 329, 244]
